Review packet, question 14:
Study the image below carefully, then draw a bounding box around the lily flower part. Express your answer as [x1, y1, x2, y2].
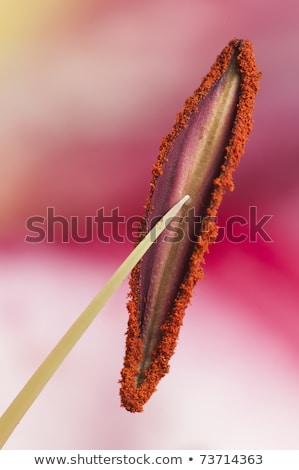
[120, 39, 261, 412]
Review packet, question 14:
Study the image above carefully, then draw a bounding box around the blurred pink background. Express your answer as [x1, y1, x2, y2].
[1, 0, 299, 449]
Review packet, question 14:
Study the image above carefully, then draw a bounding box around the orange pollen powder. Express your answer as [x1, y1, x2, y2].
[119, 38, 261, 412]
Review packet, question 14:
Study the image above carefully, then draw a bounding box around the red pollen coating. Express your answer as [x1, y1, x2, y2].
[120, 39, 261, 412]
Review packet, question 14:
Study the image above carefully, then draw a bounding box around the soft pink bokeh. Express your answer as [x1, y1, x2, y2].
[1, 0, 298, 449]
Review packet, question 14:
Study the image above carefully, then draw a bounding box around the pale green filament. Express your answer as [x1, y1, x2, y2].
[0, 195, 190, 448]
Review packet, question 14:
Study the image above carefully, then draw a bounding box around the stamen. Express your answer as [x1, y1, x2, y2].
[120, 38, 261, 412]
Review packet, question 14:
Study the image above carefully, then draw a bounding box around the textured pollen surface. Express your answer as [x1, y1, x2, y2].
[120, 39, 261, 412]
